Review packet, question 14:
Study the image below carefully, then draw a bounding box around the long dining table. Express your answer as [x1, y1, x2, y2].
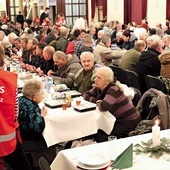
[18, 76, 116, 147]
[41, 98, 116, 147]
[50, 129, 170, 170]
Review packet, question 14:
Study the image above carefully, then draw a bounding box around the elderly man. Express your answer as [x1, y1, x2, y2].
[162, 35, 170, 52]
[95, 30, 105, 45]
[120, 40, 146, 71]
[93, 35, 125, 66]
[8, 32, 18, 47]
[136, 40, 162, 94]
[73, 51, 97, 94]
[48, 51, 82, 88]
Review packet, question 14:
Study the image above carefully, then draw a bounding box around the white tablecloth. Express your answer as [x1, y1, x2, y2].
[42, 99, 116, 147]
[50, 129, 170, 170]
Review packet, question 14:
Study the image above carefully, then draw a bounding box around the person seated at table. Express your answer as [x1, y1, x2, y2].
[21, 42, 47, 73]
[83, 66, 141, 142]
[121, 30, 137, 50]
[47, 51, 82, 88]
[93, 35, 125, 66]
[79, 34, 93, 56]
[18, 79, 57, 169]
[37, 45, 57, 75]
[73, 51, 97, 94]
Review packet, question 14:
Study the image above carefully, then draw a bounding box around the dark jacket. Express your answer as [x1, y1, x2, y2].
[79, 45, 93, 55]
[40, 12, 48, 24]
[16, 14, 24, 25]
[41, 57, 56, 74]
[44, 35, 56, 44]
[122, 33, 137, 50]
[136, 48, 161, 94]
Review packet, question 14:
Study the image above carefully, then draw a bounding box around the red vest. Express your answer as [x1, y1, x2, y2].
[0, 70, 18, 157]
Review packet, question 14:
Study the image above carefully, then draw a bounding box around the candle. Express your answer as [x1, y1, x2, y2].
[152, 119, 160, 147]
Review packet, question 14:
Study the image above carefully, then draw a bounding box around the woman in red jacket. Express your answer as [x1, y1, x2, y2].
[0, 44, 31, 170]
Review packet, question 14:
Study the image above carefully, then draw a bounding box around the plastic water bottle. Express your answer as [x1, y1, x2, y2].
[47, 76, 53, 88]
[45, 76, 53, 97]
[16, 63, 21, 73]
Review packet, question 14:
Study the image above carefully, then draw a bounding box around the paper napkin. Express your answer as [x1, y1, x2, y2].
[111, 144, 133, 169]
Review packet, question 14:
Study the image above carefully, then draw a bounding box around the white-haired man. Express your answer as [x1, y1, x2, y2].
[73, 51, 97, 94]
[162, 35, 170, 52]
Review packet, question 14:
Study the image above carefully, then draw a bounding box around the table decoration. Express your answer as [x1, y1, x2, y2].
[134, 137, 170, 158]
[110, 144, 133, 169]
[152, 119, 160, 146]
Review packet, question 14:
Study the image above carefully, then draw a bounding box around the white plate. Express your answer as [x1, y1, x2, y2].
[78, 152, 109, 166]
[78, 161, 110, 170]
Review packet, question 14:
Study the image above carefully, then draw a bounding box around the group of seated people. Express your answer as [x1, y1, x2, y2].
[1, 18, 170, 169]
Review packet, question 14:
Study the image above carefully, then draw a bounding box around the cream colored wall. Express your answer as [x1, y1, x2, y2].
[0, 0, 6, 12]
[0, 0, 167, 28]
[88, 0, 166, 28]
[107, 0, 124, 24]
[147, 0, 166, 28]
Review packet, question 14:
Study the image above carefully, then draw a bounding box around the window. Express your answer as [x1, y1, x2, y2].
[9, 0, 19, 22]
[65, 0, 88, 28]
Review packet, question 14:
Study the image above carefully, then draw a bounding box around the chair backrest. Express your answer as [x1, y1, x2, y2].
[109, 65, 127, 84]
[131, 87, 141, 107]
[145, 75, 167, 94]
[38, 157, 51, 170]
[125, 69, 141, 91]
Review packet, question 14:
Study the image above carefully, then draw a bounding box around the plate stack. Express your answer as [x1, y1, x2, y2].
[77, 152, 110, 170]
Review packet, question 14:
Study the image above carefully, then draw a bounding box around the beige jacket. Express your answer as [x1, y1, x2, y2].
[159, 51, 170, 78]
[93, 42, 125, 66]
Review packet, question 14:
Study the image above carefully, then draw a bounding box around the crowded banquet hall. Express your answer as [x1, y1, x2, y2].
[1, 0, 170, 170]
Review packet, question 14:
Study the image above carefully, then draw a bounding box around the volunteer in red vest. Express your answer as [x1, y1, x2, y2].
[0, 45, 31, 170]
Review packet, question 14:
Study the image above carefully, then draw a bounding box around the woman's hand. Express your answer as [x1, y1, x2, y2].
[96, 100, 102, 105]
[41, 107, 47, 117]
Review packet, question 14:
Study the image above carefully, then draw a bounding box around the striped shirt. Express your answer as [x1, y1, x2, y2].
[83, 83, 141, 123]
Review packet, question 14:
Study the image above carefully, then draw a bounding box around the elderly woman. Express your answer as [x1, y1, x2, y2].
[83, 67, 141, 142]
[18, 79, 56, 169]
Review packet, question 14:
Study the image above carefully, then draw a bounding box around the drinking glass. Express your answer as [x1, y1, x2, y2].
[108, 135, 117, 160]
[76, 97, 81, 105]
[62, 103, 67, 110]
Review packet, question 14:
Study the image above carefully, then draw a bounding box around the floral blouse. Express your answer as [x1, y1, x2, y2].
[18, 96, 45, 141]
